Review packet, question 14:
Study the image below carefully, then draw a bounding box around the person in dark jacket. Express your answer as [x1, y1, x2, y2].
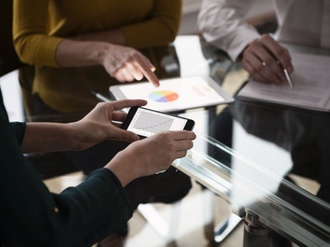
[0, 93, 196, 247]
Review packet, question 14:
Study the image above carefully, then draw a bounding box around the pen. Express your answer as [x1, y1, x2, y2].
[91, 91, 112, 102]
[91, 91, 129, 113]
[276, 60, 294, 89]
[283, 68, 294, 89]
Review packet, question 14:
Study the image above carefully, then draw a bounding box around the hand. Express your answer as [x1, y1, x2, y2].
[105, 130, 196, 186]
[55, 39, 160, 86]
[72, 99, 147, 150]
[102, 44, 160, 87]
[241, 34, 294, 84]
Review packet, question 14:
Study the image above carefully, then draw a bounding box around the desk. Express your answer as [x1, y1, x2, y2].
[1, 35, 329, 247]
[174, 36, 330, 246]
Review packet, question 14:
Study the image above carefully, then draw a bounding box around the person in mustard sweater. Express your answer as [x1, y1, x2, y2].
[0, 90, 196, 246]
[13, 0, 182, 113]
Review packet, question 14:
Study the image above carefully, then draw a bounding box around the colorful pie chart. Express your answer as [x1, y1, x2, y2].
[148, 90, 179, 102]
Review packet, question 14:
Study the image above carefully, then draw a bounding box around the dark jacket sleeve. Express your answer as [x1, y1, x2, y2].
[9, 122, 26, 145]
[0, 91, 132, 247]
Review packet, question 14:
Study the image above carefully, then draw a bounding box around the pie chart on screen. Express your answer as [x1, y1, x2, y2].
[148, 90, 179, 103]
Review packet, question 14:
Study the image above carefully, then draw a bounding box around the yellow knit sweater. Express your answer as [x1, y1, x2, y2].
[13, 0, 182, 112]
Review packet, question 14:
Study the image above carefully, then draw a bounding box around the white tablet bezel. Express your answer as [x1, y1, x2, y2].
[109, 76, 234, 113]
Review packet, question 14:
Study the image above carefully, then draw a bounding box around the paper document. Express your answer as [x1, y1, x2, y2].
[238, 52, 330, 112]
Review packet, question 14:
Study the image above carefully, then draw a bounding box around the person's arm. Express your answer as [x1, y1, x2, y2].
[13, 0, 60, 67]
[71, 0, 182, 49]
[106, 130, 196, 187]
[12, 0, 159, 86]
[54, 39, 159, 85]
[1, 94, 195, 246]
[53, 0, 181, 84]
[0, 99, 132, 245]
[198, 0, 260, 61]
[198, 0, 293, 84]
[20, 99, 147, 153]
[1, 136, 133, 246]
[1, 129, 195, 246]
[20, 97, 196, 186]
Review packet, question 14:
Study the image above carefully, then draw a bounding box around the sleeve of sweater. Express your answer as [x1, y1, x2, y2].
[12, 0, 62, 67]
[198, 0, 261, 61]
[13, 0, 182, 66]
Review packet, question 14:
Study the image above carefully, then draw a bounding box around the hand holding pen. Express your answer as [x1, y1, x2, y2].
[240, 34, 294, 88]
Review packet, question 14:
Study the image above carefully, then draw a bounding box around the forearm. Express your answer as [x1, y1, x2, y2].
[21, 122, 81, 153]
[105, 149, 139, 187]
[71, 29, 126, 46]
[69, 19, 179, 51]
[55, 39, 111, 68]
[56, 168, 132, 244]
[50, 0, 182, 65]
[198, 0, 260, 61]
[1, 154, 131, 245]
[71, 21, 178, 50]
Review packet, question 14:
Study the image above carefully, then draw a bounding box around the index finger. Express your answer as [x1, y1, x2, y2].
[132, 53, 160, 87]
[259, 35, 293, 72]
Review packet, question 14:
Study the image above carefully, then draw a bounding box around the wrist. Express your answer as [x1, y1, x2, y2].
[56, 39, 113, 68]
[90, 42, 113, 66]
[94, 43, 123, 75]
[237, 44, 249, 62]
[105, 150, 139, 187]
[62, 122, 95, 151]
[62, 122, 84, 151]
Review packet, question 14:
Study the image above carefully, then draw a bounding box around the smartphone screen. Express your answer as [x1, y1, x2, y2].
[121, 107, 194, 138]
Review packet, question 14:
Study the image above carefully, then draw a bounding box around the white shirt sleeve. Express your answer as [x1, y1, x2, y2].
[198, 0, 261, 61]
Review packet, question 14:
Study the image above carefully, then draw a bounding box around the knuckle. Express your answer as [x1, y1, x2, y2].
[255, 63, 264, 71]
[168, 142, 176, 151]
[96, 102, 106, 108]
[243, 49, 253, 58]
[250, 69, 259, 77]
[263, 57, 272, 65]
[248, 40, 259, 49]
[274, 47, 286, 57]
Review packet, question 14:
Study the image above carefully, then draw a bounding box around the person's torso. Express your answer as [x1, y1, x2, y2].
[47, 0, 155, 36]
[274, 0, 330, 48]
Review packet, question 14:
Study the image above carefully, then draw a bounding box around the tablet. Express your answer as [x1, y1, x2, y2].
[109, 76, 234, 113]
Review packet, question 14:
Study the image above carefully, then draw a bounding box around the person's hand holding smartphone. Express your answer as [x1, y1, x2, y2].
[121, 106, 195, 139]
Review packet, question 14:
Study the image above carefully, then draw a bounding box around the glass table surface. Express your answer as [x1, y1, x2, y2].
[174, 35, 330, 246]
[1, 35, 329, 247]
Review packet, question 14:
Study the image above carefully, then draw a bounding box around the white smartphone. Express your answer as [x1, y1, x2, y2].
[121, 106, 195, 138]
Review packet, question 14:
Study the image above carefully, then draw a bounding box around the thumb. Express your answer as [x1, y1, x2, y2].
[111, 128, 140, 143]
